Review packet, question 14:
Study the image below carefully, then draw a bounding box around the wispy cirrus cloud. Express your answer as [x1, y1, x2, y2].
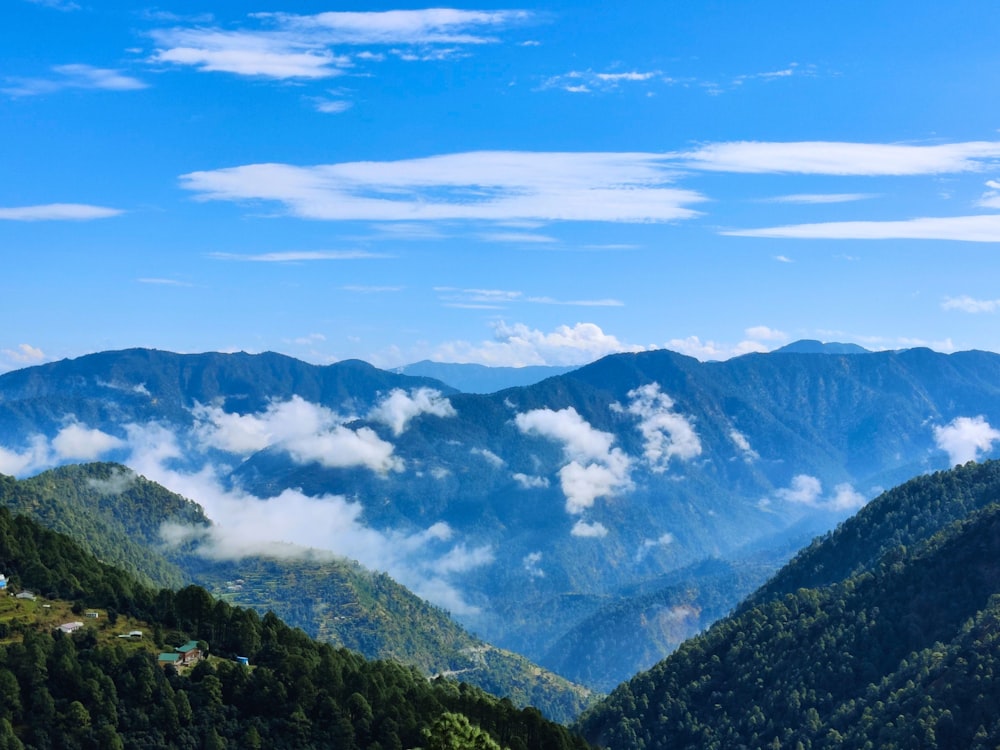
[942, 295, 1000, 313]
[181, 151, 703, 224]
[4, 64, 147, 96]
[542, 69, 661, 94]
[435, 287, 623, 309]
[209, 250, 389, 262]
[137, 278, 194, 287]
[762, 193, 876, 204]
[722, 214, 1000, 242]
[0, 203, 123, 221]
[150, 9, 534, 79]
[678, 140, 1000, 175]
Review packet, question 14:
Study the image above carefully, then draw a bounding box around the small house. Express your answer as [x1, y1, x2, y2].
[85, 611, 99, 619]
[0, 574, 7, 590]
[15, 591, 35, 601]
[236, 656, 249, 666]
[175, 640, 202, 665]
[128, 630, 143, 639]
[59, 622, 84, 634]
[157, 653, 181, 667]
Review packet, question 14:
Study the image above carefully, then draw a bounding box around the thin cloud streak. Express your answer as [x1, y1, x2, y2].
[0, 203, 123, 221]
[209, 250, 389, 261]
[678, 141, 1000, 175]
[722, 214, 1000, 242]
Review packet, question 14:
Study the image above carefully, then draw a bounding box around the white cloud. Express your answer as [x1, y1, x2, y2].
[0, 204, 123, 221]
[120, 421, 487, 614]
[86, 467, 137, 495]
[192, 396, 402, 473]
[368, 387, 457, 436]
[723, 214, 1000, 242]
[209, 250, 387, 262]
[51, 423, 124, 461]
[764, 193, 876, 204]
[151, 10, 533, 80]
[434, 321, 646, 367]
[635, 532, 674, 562]
[150, 28, 349, 79]
[619, 383, 702, 471]
[3, 64, 146, 96]
[933, 415, 1000, 466]
[0, 436, 52, 477]
[287, 425, 403, 472]
[522, 551, 544, 578]
[137, 278, 193, 287]
[470, 447, 504, 467]
[770, 474, 867, 513]
[679, 140, 1000, 175]
[570, 519, 608, 538]
[828, 483, 866, 512]
[775, 474, 823, 505]
[744, 325, 788, 342]
[942, 295, 1000, 313]
[436, 288, 623, 309]
[512, 472, 549, 489]
[314, 99, 353, 114]
[516, 406, 616, 463]
[516, 406, 632, 514]
[180, 151, 704, 223]
[543, 69, 661, 93]
[2, 343, 45, 364]
[729, 429, 759, 462]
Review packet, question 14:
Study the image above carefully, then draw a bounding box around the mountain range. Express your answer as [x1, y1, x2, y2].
[2, 343, 1000, 693]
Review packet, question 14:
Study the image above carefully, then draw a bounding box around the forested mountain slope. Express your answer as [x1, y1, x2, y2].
[0, 505, 594, 750]
[576, 460, 1000, 749]
[0, 463, 593, 723]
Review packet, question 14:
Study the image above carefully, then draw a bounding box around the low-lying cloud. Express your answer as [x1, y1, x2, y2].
[934, 415, 1000, 466]
[368, 387, 456, 436]
[192, 395, 402, 473]
[617, 383, 702, 471]
[515, 406, 632, 515]
[768, 474, 866, 513]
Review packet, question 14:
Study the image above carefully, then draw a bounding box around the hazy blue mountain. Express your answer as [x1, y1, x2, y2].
[397, 360, 579, 393]
[3, 345, 1000, 691]
[773, 339, 872, 354]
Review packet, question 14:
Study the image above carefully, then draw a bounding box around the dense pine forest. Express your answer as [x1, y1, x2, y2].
[0, 505, 593, 750]
[576, 461, 1000, 749]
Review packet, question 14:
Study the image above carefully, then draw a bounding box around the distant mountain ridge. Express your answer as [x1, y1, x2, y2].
[773, 339, 871, 354]
[2, 344, 1000, 692]
[397, 360, 579, 393]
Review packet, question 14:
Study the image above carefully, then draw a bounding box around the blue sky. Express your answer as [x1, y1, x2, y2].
[5, 0, 1000, 372]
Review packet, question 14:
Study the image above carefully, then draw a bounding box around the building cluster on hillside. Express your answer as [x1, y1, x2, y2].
[158, 640, 203, 668]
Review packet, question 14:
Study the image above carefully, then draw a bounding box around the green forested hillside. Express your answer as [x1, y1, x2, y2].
[0, 463, 594, 723]
[743, 459, 1000, 608]
[576, 463, 1000, 749]
[0, 505, 594, 750]
[0, 463, 207, 589]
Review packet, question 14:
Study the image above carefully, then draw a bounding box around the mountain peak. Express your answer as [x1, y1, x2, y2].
[773, 339, 871, 355]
